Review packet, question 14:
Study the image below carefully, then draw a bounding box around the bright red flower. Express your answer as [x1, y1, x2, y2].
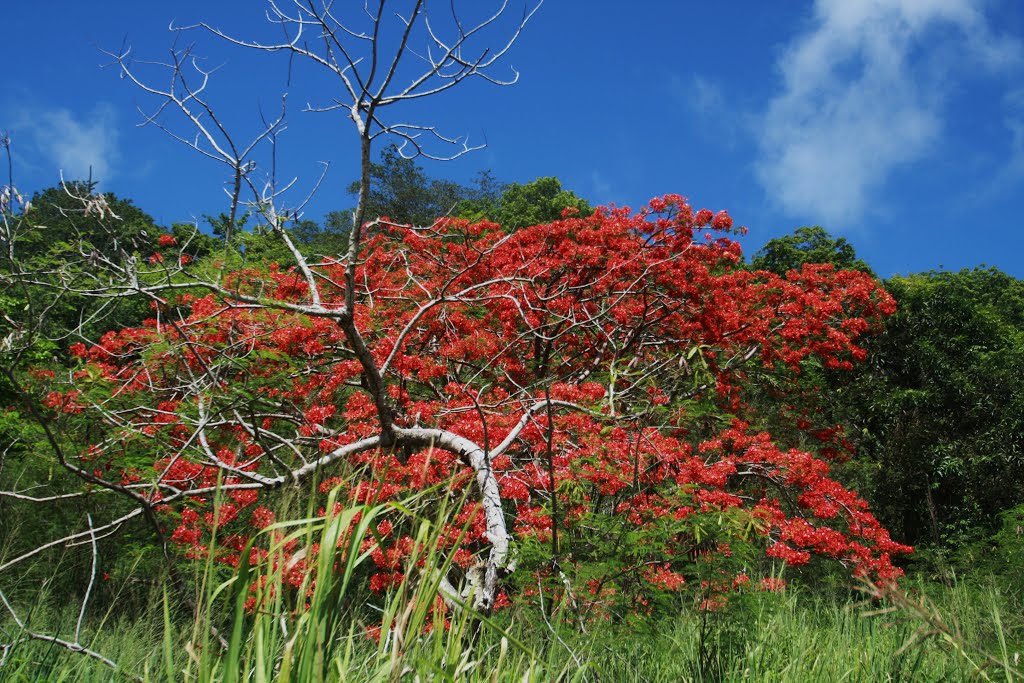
[59, 196, 907, 611]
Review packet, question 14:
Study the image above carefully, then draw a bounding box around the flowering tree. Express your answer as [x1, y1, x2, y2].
[18, 195, 910, 613]
[1, 1, 909, 624]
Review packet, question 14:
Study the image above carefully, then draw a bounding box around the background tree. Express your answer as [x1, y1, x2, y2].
[352, 144, 471, 227]
[294, 153, 590, 260]
[458, 176, 591, 228]
[751, 226, 1024, 568]
[311, 145, 507, 249]
[752, 226, 872, 275]
[845, 268, 1024, 555]
[4, 182, 169, 343]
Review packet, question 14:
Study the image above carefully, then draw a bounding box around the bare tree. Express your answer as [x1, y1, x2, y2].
[1, 0, 543, 634]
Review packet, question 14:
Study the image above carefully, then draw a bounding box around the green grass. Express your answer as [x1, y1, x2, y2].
[573, 582, 1023, 682]
[1, 490, 1022, 682]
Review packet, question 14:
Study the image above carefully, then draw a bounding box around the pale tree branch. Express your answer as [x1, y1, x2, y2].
[0, 531, 143, 682]
[2, 0, 544, 622]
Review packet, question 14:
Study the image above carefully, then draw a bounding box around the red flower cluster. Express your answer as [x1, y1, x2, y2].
[61, 195, 908, 609]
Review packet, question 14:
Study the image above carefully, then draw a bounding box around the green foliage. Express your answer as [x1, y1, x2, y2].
[355, 144, 468, 226]
[746, 224, 1024, 572]
[19, 182, 161, 261]
[977, 504, 1024, 596]
[324, 144, 501, 233]
[458, 176, 592, 229]
[1, 182, 165, 345]
[751, 226, 872, 275]
[286, 217, 348, 258]
[843, 268, 1024, 557]
[171, 222, 224, 263]
[291, 151, 590, 259]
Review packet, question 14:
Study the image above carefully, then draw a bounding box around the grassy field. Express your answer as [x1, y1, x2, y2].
[2, 494, 1021, 682]
[2, 581, 1020, 682]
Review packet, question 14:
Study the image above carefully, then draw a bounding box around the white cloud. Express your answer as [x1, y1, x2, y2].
[755, 0, 1020, 227]
[13, 104, 121, 184]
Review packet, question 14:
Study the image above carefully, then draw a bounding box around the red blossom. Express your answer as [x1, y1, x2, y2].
[712, 210, 733, 230]
[60, 195, 907, 608]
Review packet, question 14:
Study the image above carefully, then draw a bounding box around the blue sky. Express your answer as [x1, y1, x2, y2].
[3, 1, 1024, 278]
